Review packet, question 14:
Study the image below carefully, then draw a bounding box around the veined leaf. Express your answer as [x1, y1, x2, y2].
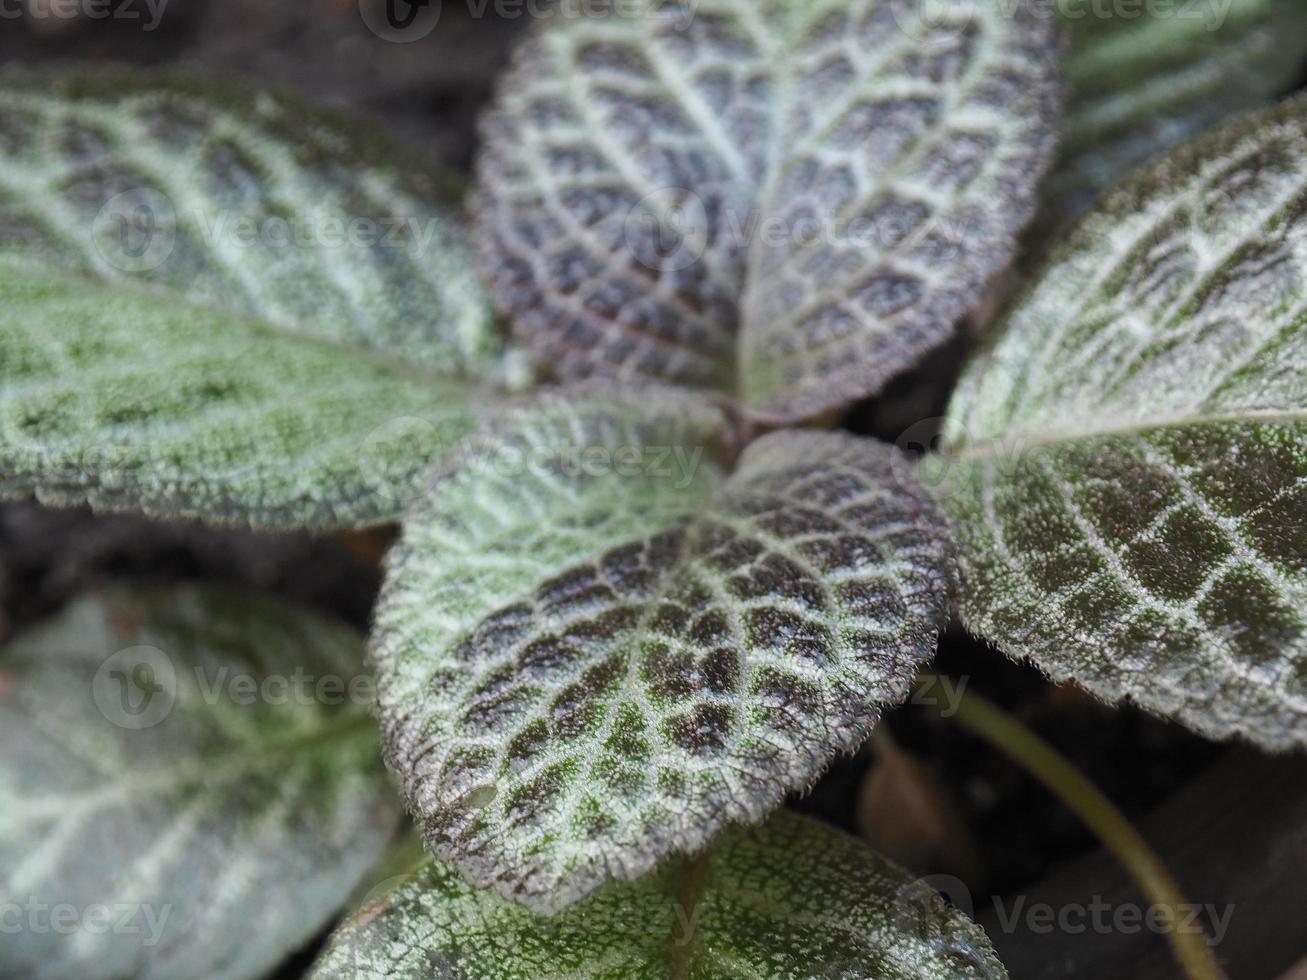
[373, 387, 956, 911]
[0, 71, 500, 529]
[1045, 0, 1307, 228]
[0, 586, 401, 980]
[309, 811, 1008, 980]
[474, 0, 1060, 423]
[942, 97, 1307, 748]
[0, 260, 486, 528]
[0, 70, 495, 376]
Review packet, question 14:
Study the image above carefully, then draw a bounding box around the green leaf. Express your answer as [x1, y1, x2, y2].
[0, 70, 500, 528]
[474, 0, 1059, 423]
[1045, 0, 1307, 228]
[942, 97, 1307, 748]
[0, 586, 401, 980]
[0, 70, 495, 375]
[309, 810, 1008, 980]
[373, 386, 956, 911]
[0, 260, 487, 528]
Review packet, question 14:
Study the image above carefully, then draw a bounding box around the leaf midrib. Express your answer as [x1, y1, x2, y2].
[954, 406, 1307, 460]
[58, 709, 378, 804]
[734, 1, 1011, 409]
[1, 254, 478, 393]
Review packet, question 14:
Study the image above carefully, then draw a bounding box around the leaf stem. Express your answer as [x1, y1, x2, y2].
[918, 678, 1225, 980]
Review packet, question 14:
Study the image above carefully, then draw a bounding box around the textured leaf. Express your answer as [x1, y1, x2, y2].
[474, 0, 1060, 422]
[0, 261, 487, 528]
[310, 810, 1008, 980]
[0, 71, 500, 529]
[373, 387, 956, 911]
[1044, 0, 1307, 229]
[0, 586, 401, 980]
[0, 70, 495, 375]
[942, 97, 1307, 748]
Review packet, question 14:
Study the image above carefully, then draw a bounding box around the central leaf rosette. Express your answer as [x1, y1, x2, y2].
[371, 387, 957, 910]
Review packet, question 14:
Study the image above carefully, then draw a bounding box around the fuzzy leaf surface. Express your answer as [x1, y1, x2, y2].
[373, 388, 956, 911]
[0, 587, 400, 980]
[1045, 0, 1307, 229]
[0, 72, 498, 528]
[474, 0, 1059, 422]
[0, 71, 495, 375]
[310, 811, 1007, 980]
[0, 261, 486, 528]
[944, 98, 1307, 748]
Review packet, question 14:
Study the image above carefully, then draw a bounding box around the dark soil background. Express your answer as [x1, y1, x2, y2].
[3, 3, 1307, 979]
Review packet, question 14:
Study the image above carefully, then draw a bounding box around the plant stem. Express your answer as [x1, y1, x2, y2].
[919, 678, 1225, 980]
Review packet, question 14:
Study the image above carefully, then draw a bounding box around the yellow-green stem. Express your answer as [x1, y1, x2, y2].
[920, 678, 1225, 980]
